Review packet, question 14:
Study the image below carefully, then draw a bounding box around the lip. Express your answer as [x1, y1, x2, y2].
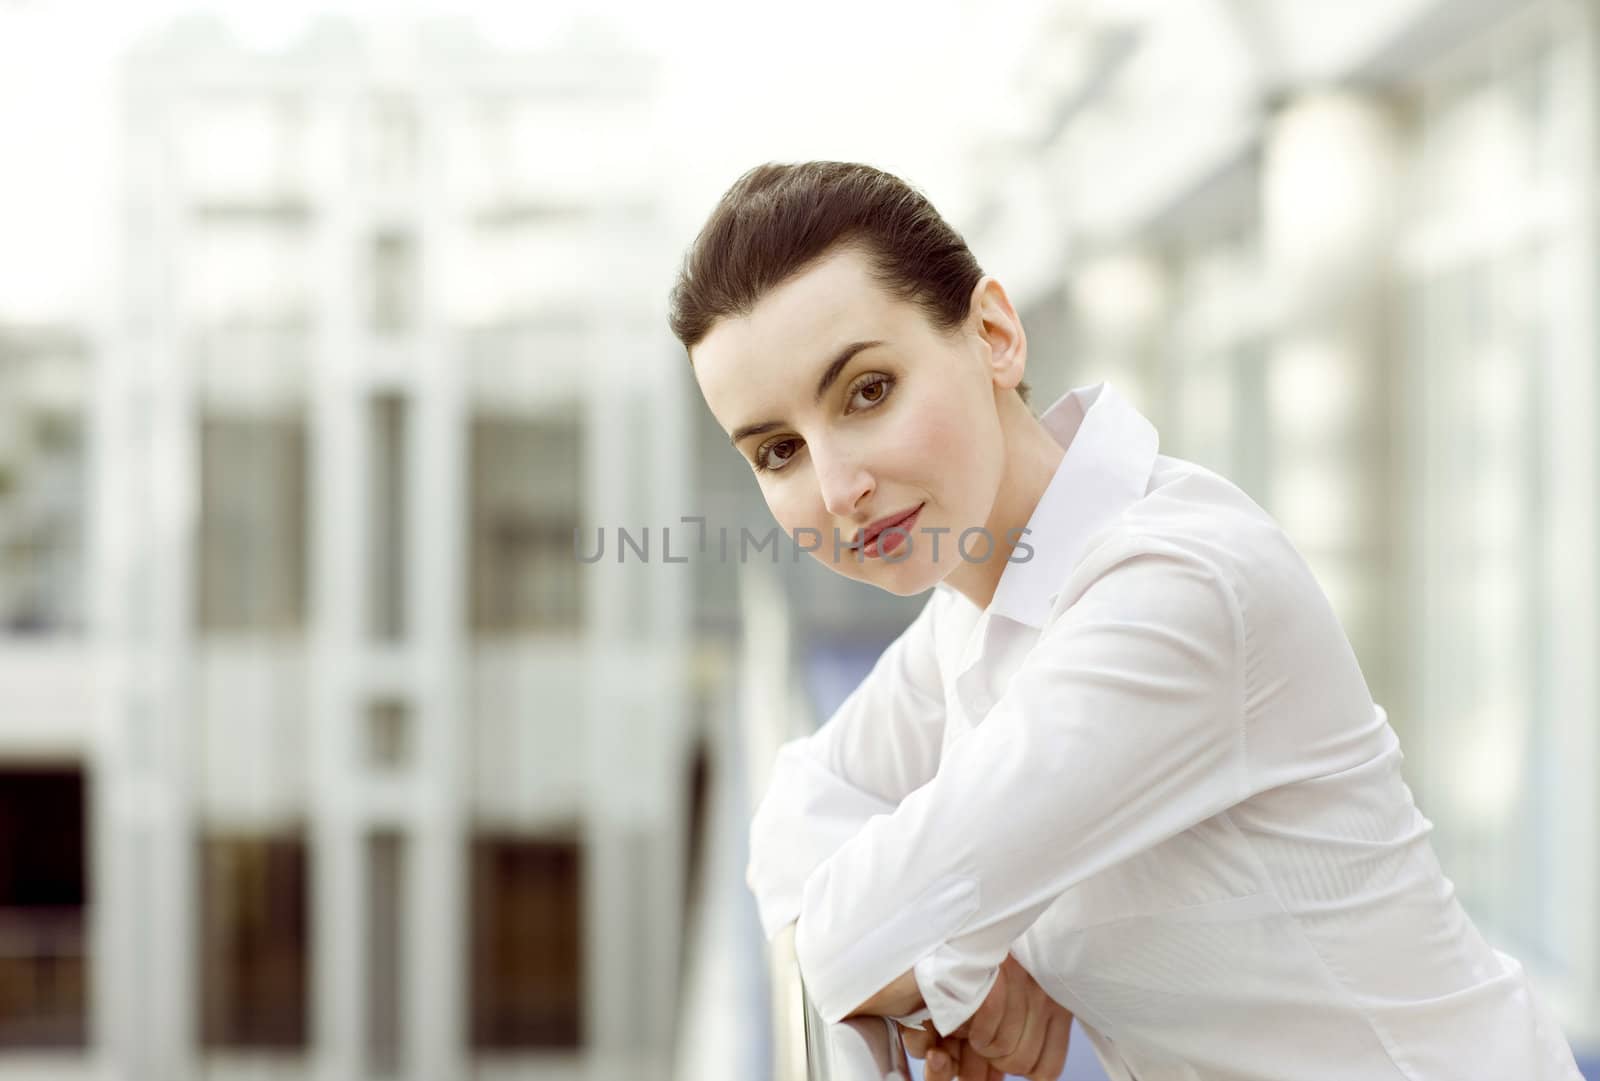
[855, 503, 924, 559]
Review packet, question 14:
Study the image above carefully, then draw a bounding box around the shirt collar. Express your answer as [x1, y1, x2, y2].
[983, 381, 1161, 629]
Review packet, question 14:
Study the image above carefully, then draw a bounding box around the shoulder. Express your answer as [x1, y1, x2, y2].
[1046, 456, 1278, 639]
[1053, 454, 1366, 710]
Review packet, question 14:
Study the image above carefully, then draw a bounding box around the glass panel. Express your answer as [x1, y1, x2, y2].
[468, 416, 582, 633]
[470, 836, 582, 1049]
[367, 699, 412, 771]
[369, 394, 408, 642]
[371, 231, 418, 336]
[366, 831, 405, 1077]
[1409, 45, 1566, 961]
[0, 335, 87, 636]
[196, 415, 309, 631]
[196, 834, 309, 1048]
[178, 96, 306, 206]
[0, 768, 88, 1048]
[185, 218, 313, 330]
[1166, 222, 1265, 498]
[366, 95, 417, 188]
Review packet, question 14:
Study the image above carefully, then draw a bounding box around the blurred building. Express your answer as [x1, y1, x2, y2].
[0, 324, 93, 1059]
[0, 15, 696, 1081]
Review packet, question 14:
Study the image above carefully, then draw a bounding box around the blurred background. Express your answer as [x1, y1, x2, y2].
[0, 0, 1597, 1078]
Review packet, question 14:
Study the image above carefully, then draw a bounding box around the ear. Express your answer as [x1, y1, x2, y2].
[969, 275, 1027, 391]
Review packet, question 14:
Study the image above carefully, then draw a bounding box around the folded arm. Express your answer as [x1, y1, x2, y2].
[847, 967, 925, 1018]
[746, 590, 952, 939]
[794, 548, 1248, 1035]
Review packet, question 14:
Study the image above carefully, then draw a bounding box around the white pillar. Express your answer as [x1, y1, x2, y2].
[580, 202, 692, 1080]
[309, 88, 365, 1081]
[96, 83, 199, 1081]
[406, 86, 467, 1081]
[1260, 90, 1404, 713]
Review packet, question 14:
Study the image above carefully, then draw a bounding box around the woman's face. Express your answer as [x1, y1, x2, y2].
[691, 245, 1021, 595]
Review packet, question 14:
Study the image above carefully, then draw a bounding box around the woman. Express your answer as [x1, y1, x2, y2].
[668, 161, 1583, 1081]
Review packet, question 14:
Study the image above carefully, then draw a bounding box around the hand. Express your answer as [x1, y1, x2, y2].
[897, 955, 1072, 1081]
[898, 1022, 1004, 1081]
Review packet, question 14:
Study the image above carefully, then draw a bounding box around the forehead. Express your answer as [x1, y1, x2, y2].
[692, 247, 922, 427]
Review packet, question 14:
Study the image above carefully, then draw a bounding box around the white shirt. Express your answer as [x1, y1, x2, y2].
[746, 383, 1583, 1081]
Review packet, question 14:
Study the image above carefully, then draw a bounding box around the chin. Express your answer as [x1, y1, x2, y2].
[864, 556, 944, 597]
[874, 577, 935, 597]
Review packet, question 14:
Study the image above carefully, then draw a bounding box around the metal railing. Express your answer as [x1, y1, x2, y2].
[740, 563, 912, 1081]
[768, 923, 911, 1081]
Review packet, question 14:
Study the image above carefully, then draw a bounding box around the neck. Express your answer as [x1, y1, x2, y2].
[943, 392, 1065, 611]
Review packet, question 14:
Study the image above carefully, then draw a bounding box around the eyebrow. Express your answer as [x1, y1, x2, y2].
[728, 339, 887, 447]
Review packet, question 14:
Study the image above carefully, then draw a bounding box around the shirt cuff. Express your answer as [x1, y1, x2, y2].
[913, 942, 1001, 1037]
[888, 1004, 933, 1030]
[748, 879, 800, 943]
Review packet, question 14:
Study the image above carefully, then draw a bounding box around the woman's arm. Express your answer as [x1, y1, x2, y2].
[847, 967, 924, 1018]
[793, 546, 1247, 1036]
[745, 589, 952, 939]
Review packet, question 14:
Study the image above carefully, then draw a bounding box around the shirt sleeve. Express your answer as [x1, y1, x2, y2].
[745, 588, 951, 942]
[792, 547, 1248, 1035]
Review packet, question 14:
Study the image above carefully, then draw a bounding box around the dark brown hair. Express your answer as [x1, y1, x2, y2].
[668, 161, 1029, 403]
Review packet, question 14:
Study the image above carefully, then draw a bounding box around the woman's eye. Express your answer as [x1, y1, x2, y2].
[753, 377, 892, 473]
[848, 374, 893, 411]
[756, 438, 801, 472]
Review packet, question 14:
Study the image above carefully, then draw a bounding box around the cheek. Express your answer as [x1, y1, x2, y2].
[900, 409, 961, 458]
[761, 485, 818, 535]
[885, 397, 985, 483]
[762, 483, 869, 578]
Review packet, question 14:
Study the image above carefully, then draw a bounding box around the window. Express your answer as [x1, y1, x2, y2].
[468, 417, 582, 632]
[367, 831, 405, 1074]
[367, 699, 412, 771]
[0, 335, 87, 636]
[371, 231, 418, 335]
[186, 219, 312, 330]
[197, 835, 310, 1048]
[369, 394, 409, 642]
[470, 836, 582, 1048]
[0, 768, 88, 1047]
[196, 415, 309, 632]
[1165, 222, 1271, 504]
[365, 95, 417, 189]
[1403, 8, 1583, 970]
[179, 96, 306, 207]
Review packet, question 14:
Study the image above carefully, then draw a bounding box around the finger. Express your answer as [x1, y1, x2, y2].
[988, 1065, 1006, 1081]
[897, 1022, 933, 1059]
[960, 1035, 989, 1081]
[965, 962, 1007, 1052]
[930, 1036, 964, 1081]
[1000, 986, 1048, 1076]
[987, 959, 1029, 1059]
[1027, 1008, 1072, 1081]
[972, 959, 1024, 1058]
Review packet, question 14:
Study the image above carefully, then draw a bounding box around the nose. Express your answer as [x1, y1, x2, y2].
[816, 446, 874, 520]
